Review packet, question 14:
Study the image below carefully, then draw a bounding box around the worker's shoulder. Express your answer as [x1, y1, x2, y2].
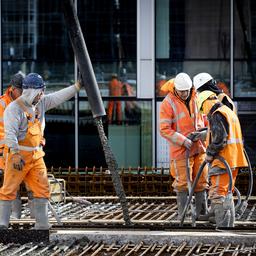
[4, 100, 23, 114]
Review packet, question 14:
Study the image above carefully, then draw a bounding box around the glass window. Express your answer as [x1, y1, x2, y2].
[234, 0, 256, 98]
[78, 100, 152, 167]
[2, 0, 75, 166]
[45, 100, 75, 167]
[2, 0, 74, 89]
[78, 0, 137, 98]
[238, 114, 256, 166]
[155, 0, 230, 97]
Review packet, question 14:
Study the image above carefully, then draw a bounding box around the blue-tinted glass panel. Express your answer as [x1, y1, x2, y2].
[155, 0, 230, 97]
[78, 100, 152, 168]
[234, 1, 256, 98]
[78, 0, 137, 97]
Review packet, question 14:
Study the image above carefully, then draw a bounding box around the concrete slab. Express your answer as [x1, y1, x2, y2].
[50, 229, 256, 246]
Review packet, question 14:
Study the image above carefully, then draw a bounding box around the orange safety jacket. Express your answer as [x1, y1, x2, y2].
[109, 78, 122, 96]
[160, 85, 206, 160]
[0, 88, 13, 169]
[209, 105, 248, 169]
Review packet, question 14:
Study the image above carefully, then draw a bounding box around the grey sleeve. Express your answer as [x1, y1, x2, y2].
[206, 112, 229, 156]
[4, 105, 22, 151]
[42, 84, 78, 112]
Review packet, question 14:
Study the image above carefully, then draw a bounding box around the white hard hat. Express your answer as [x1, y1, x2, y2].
[174, 73, 192, 91]
[193, 72, 213, 90]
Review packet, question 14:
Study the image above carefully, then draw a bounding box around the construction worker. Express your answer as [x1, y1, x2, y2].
[196, 90, 248, 227]
[107, 73, 123, 124]
[0, 73, 81, 230]
[0, 72, 24, 173]
[193, 72, 236, 113]
[217, 81, 230, 96]
[156, 75, 168, 97]
[159, 73, 208, 219]
[0, 72, 27, 219]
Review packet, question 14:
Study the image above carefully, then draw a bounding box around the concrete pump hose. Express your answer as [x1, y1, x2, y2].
[243, 149, 253, 201]
[180, 160, 207, 226]
[180, 155, 233, 226]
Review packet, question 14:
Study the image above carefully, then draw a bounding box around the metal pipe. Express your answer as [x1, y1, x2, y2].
[62, 0, 131, 225]
[62, 0, 105, 118]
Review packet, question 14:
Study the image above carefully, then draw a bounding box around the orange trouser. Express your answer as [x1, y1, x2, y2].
[170, 153, 208, 193]
[108, 101, 122, 123]
[208, 168, 239, 202]
[0, 151, 50, 200]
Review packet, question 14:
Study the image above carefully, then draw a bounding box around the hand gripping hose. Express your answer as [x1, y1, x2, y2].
[184, 128, 208, 226]
[180, 155, 233, 227]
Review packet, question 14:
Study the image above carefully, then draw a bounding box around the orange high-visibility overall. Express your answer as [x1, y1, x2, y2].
[0, 99, 49, 200]
[160, 85, 208, 192]
[208, 105, 248, 200]
[0, 88, 12, 170]
[107, 78, 122, 123]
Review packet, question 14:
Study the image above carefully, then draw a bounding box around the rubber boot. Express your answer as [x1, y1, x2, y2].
[195, 190, 208, 219]
[11, 198, 22, 219]
[229, 199, 235, 227]
[27, 191, 35, 219]
[0, 200, 12, 229]
[176, 192, 188, 219]
[33, 198, 50, 230]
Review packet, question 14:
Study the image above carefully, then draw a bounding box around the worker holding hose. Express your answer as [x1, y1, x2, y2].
[193, 72, 236, 113]
[196, 90, 248, 227]
[160, 73, 208, 219]
[0, 73, 81, 230]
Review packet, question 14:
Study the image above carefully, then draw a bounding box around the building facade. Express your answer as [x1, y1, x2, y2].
[1, 0, 256, 169]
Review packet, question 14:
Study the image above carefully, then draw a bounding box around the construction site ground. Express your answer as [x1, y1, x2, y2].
[0, 196, 255, 255]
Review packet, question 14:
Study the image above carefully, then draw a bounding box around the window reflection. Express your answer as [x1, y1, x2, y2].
[155, 0, 230, 97]
[234, 0, 256, 98]
[79, 100, 152, 167]
[78, 0, 137, 97]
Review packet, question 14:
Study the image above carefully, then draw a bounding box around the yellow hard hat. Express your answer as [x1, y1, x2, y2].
[196, 90, 216, 110]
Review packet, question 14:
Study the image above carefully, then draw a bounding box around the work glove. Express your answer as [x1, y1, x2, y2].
[75, 71, 83, 91]
[188, 129, 208, 142]
[10, 153, 25, 171]
[205, 154, 214, 163]
[187, 131, 201, 141]
[75, 80, 82, 91]
[183, 138, 192, 150]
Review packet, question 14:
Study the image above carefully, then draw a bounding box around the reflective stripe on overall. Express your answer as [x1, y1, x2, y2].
[0, 99, 49, 200]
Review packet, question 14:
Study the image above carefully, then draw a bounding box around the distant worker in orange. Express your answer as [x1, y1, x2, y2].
[107, 74, 123, 124]
[217, 80, 230, 96]
[156, 75, 167, 97]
